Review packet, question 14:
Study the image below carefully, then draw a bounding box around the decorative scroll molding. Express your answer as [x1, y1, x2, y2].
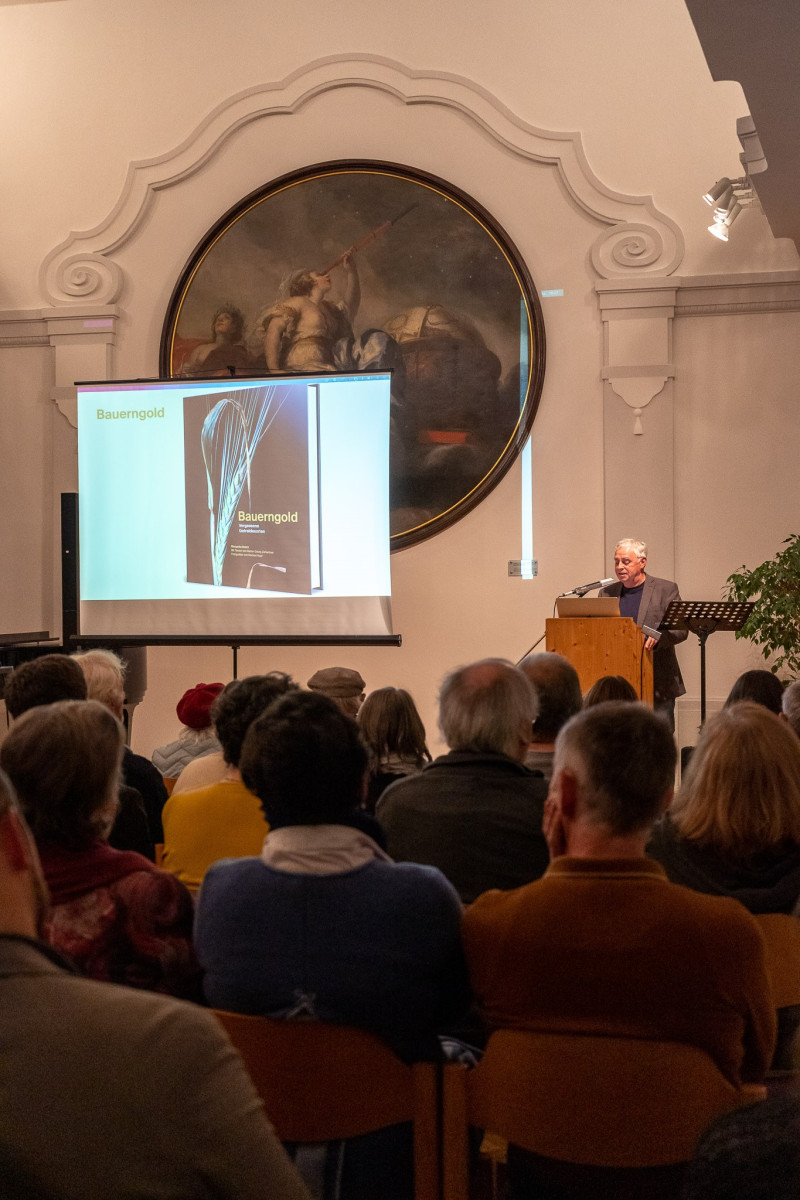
[44, 253, 124, 307]
[39, 54, 685, 305]
[591, 222, 667, 278]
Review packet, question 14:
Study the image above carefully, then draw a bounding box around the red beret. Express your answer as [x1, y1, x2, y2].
[176, 682, 225, 729]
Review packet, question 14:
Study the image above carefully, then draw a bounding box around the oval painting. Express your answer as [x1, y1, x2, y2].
[160, 161, 545, 550]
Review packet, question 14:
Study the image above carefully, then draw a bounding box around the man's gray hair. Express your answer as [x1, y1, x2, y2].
[783, 680, 800, 738]
[615, 538, 648, 560]
[555, 702, 676, 835]
[438, 658, 538, 759]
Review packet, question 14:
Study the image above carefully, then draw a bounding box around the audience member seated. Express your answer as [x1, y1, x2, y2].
[377, 659, 549, 903]
[152, 681, 224, 777]
[724, 668, 785, 715]
[583, 673, 638, 707]
[358, 686, 431, 812]
[519, 651, 583, 779]
[161, 673, 296, 890]
[684, 1092, 800, 1200]
[307, 665, 366, 717]
[0, 767, 311, 1200]
[463, 702, 775, 1090]
[648, 703, 800, 913]
[782, 679, 800, 738]
[195, 689, 470, 1062]
[72, 649, 169, 845]
[3, 655, 151, 859]
[0, 700, 199, 998]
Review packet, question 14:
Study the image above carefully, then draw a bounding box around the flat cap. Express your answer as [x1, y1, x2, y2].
[306, 666, 366, 698]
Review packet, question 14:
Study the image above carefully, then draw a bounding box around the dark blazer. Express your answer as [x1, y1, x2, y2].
[600, 575, 687, 701]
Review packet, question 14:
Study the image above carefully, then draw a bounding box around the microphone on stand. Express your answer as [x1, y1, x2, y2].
[558, 577, 614, 598]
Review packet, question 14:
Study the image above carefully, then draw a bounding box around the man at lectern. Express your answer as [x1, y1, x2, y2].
[599, 538, 687, 730]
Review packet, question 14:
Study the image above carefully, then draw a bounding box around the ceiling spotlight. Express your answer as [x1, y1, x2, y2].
[703, 172, 755, 241]
[708, 201, 743, 242]
[723, 200, 743, 226]
[712, 186, 734, 215]
[703, 178, 732, 205]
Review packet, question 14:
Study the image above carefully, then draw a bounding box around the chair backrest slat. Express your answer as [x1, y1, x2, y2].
[213, 1010, 439, 1200]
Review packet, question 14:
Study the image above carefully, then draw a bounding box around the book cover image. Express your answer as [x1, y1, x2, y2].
[184, 383, 321, 594]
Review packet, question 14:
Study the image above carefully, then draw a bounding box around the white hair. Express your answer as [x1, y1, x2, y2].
[71, 649, 126, 716]
[615, 538, 648, 560]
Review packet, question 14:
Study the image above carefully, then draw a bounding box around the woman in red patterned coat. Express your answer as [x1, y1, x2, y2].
[0, 699, 199, 998]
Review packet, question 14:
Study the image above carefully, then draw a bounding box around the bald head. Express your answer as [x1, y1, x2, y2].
[438, 658, 537, 760]
[519, 652, 582, 742]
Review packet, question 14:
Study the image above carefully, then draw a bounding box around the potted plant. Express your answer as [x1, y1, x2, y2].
[725, 534, 800, 676]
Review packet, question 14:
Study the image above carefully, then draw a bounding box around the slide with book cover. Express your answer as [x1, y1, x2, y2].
[77, 373, 391, 639]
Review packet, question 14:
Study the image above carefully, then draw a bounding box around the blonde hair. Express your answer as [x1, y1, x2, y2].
[671, 702, 800, 856]
[71, 649, 126, 715]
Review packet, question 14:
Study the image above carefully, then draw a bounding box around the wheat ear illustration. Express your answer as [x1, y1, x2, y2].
[200, 386, 288, 586]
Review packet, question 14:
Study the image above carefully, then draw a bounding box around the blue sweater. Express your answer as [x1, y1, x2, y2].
[194, 856, 471, 1059]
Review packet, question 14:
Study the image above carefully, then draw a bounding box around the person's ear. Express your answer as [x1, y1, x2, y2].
[558, 769, 580, 821]
[658, 785, 674, 815]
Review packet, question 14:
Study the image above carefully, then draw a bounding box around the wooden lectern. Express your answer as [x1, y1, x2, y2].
[545, 617, 653, 705]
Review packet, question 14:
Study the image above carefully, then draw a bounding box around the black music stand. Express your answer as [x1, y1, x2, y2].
[660, 600, 754, 724]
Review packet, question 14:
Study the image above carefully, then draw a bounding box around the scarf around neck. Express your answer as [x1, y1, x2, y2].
[261, 824, 392, 875]
[37, 839, 156, 905]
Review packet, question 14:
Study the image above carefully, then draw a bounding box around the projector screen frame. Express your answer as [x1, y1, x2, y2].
[73, 369, 396, 645]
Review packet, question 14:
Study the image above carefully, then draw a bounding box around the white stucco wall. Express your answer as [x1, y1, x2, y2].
[1, 0, 798, 756]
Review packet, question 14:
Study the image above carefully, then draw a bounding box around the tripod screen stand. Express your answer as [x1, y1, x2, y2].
[660, 600, 754, 724]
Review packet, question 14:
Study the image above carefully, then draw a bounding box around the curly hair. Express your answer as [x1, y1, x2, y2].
[240, 690, 368, 827]
[211, 673, 297, 767]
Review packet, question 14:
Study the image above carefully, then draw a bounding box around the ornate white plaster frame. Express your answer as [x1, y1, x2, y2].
[40, 53, 685, 309]
[30, 54, 693, 571]
[35, 56, 686, 452]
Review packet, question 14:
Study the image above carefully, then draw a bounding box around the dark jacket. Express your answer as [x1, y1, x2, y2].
[377, 750, 549, 903]
[600, 575, 688, 701]
[648, 815, 800, 914]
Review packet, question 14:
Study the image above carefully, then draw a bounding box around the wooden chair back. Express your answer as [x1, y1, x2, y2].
[213, 1010, 439, 1200]
[442, 1030, 765, 1199]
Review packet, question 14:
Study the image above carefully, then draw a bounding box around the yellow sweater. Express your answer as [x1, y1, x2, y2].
[161, 779, 269, 891]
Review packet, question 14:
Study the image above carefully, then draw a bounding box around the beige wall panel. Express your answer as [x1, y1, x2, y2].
[673, 308, 800, 741]
[0, 347, 55, 636]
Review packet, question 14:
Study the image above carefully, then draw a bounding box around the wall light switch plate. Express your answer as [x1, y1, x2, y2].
[508, 559, 538, 578]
